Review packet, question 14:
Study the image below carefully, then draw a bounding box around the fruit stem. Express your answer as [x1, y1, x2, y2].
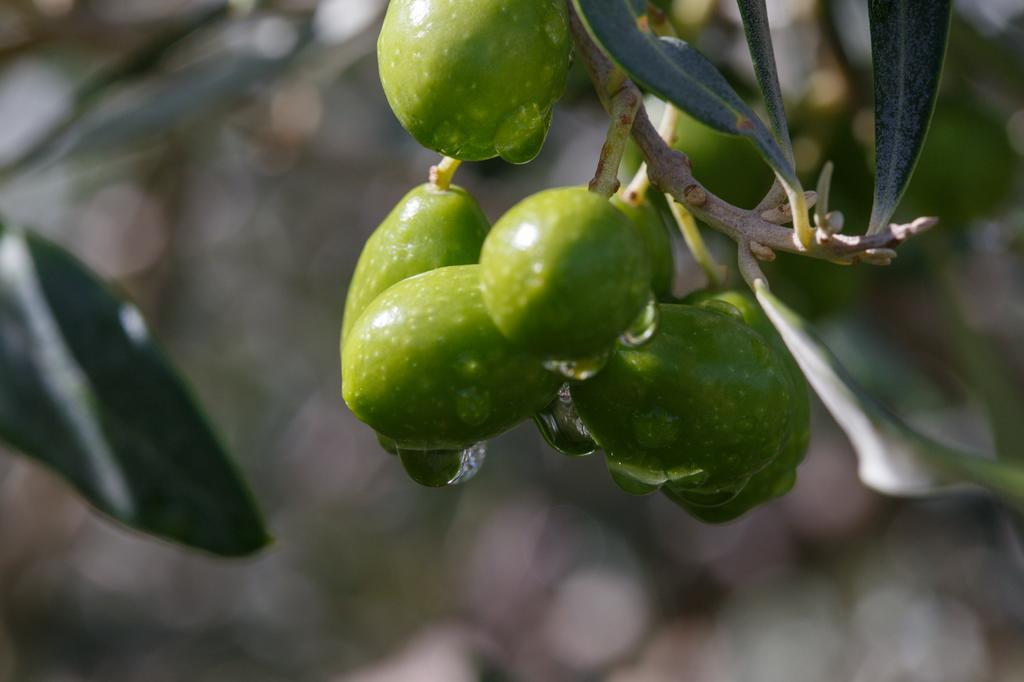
[667, 195, 725, 288]
[623, 101, 681, 204]
[621, 164, 650, 205]
[589, 70, 641, 198]
[738, 241, 768, 291]
[621, 2, 679, 204]
[429, 156, 461, 191]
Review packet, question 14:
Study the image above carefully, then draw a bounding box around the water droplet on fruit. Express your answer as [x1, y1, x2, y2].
[667, 468, 710, 488]
[533, 383, 597, 457]
[543, 349, 611, 380]
[698, 299, 744, 321]
[397, 442, 487, 487]
[450, 442, 487, 484]
[376, 432, 399, 455]
[607, 461, 660, 495]
[495, 104, 549, 164]
[666, 479, 748, 507]
[619, 294, 659, 348]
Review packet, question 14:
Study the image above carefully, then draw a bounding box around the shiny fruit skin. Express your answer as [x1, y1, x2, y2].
[611, 195, 675, 298]
[670, 290, 811, 521]
[377, 0, 571, 163]
[342, 265, 560, 449]
[480, 187, 651, 359]
[682, 289, 811, 471]
[341, 183, 490, 344]
[664, 466, 797, 523]
[572, 304, 795, 492]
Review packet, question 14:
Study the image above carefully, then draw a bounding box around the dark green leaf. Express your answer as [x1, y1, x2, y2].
[0, 221, 269, 556]
[867, 0, 953, 233]
[572, 0, 799, 187]
[755, 280, 1024, 510]
[736, 0, 794, 164]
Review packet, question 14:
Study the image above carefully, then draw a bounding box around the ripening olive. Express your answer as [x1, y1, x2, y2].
[667, 290, 811, 521]
[377, 0, 572, 163]
[342, 265, 560, 449]
[480, 187, 651, 360]
[611, 195, 675, 299]
[572, 303, 795, 493]
[342, 183, 490, 344]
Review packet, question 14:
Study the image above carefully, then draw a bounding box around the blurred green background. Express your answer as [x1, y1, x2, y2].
[1, 0, 1023, 680]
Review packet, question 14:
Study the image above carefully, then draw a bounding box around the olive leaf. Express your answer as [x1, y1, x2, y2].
[572, 0, 800, 192]
[754, 280, 1024, 510]
[867, 0, 953, 234]
[0, 221, 269, 556]
[64, 48, 307, 158]
[0, 3, 237, 182]
[736, 0, 794, 164]
[14, 24, 315, 172]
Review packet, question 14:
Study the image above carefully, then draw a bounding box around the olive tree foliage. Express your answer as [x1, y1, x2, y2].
[0, 0, 1019, 556]
[570, 0, 1024, 507]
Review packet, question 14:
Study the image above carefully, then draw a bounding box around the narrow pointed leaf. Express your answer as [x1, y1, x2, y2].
[0, 221, 269, 556]
[17, 26, 315, 172]
[867, 0, 953, 233]
[754, 280, 1024, 510]
[572, 0, 799, 190]
[736, 0, 794, 164]
[0, 2, 235, 182]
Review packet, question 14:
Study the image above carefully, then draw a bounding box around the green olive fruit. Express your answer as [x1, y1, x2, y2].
[672, 290, 810, 520]
[682, 289, 810, 462]
[664, 465, 796, 523]
[343, 265, 560, 449]
[610, 195, 675, 298]
[572, 303, 795, 492]
[532, 384, 598, 457]
[902, 100, 1016, 227]
[377, 0, 572, 163]
[342, 183, 490, 344]
[480, 187, 651, 360]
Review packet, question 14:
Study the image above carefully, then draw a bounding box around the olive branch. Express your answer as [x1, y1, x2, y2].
[568, 3, 937, 289]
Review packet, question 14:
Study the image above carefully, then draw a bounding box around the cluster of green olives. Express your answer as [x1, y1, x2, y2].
[340, 0, 811, 522]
